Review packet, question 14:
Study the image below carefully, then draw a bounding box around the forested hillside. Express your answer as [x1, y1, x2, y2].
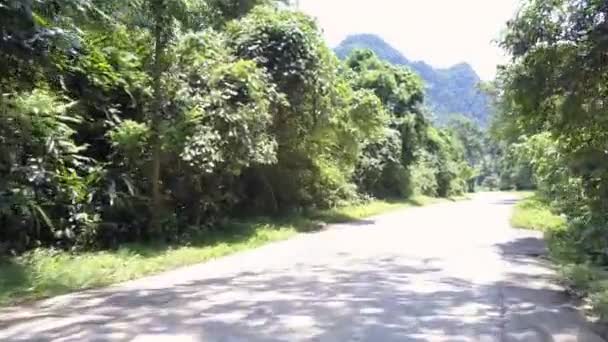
[0, 0, 481, 254]
[335, 34, 492, 126]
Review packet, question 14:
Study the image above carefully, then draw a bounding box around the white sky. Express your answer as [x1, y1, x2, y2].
[298, 0, 521, 80]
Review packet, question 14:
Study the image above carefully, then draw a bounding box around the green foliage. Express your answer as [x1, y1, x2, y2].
[226, 7, 388, 211]
[510, 195, 566, 232]
[344, 49, 424, 198]
[170, 32, 278, 173]
[343, 49, 478, 199]
[494, 142, 535, 191]
[410, 151, 439, 196]
[0, 89, 98, 251]
[0, 0, 475, 255]
[108, 120, 151, 158]
[498, 0, 608, 211]
[335, 34, 492, 126]
[497, 0, 608, 262]
[447, 115, 483, 166]
[355, 127, 403, 197]
[201, 0, 280, 28]
[424, 126, 468, 197]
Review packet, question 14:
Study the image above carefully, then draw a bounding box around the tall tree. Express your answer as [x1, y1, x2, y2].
[344, 49, 428, 197]
[498, 0, 608, 260]
[148, 0, 171, 233]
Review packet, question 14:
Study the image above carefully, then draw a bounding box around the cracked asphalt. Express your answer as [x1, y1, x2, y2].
[0, 192, 604, 341]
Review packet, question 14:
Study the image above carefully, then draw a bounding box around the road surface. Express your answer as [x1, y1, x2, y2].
[0, 192, 604, 341]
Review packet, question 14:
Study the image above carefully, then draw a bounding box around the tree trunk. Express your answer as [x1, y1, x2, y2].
[149, 8, 165, 235]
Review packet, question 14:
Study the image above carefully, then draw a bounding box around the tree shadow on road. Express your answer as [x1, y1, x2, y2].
[491, 199, 520, 206]
[1, 242, 600, 342]
[494, 236, 604, 341]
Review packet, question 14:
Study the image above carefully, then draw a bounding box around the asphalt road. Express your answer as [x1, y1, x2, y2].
[0, 192, 604, 341]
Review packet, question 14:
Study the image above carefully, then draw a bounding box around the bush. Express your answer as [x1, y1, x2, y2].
[410, 152, 438, 196]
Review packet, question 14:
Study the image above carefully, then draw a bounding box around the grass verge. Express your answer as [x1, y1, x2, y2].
[0, 195, 447, 306]
[510, 194, 566, 232]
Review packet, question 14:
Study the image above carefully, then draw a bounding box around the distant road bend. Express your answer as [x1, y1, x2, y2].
[0, 193, 603, 341]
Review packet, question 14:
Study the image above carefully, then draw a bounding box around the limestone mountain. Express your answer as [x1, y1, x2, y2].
[335, 34, 491, 126]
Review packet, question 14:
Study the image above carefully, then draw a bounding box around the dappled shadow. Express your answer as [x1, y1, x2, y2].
[1, 247, 600, 341]
[496, 236, 548, 257]
[494, 236, 559, 288]
[326, 218, 377, 227]
[0, 257, 501, 341]
[491, 199, 520, 206]
[494, 235, 604, 341]
[0, 259, 80, 331]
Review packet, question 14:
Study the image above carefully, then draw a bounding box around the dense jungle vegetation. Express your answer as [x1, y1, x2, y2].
[495, 0, 608, 320]
[0, 0, 497, 255]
